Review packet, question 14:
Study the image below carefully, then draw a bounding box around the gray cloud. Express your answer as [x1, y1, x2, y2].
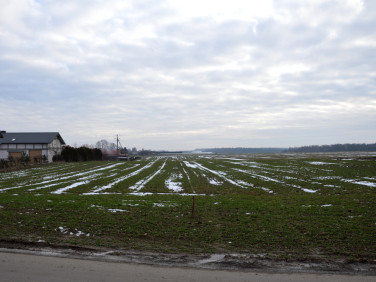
[0, 0, 375, 150]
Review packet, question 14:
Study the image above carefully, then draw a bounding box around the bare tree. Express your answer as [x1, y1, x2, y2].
[95, 139, 109, 150]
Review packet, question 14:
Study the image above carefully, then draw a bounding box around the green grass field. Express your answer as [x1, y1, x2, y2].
[0, 153, 375, 261]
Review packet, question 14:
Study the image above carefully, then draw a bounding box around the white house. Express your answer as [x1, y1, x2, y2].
[0, 131, 65, 163]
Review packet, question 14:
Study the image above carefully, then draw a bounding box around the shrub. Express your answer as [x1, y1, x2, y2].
[61, 146, 102, 162]
[0, 159, 9, 169]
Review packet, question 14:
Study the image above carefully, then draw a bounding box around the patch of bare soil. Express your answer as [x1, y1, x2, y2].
[0, 239, 375, 275]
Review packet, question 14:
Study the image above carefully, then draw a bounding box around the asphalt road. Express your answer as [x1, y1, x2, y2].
[1, 251, 375, 282]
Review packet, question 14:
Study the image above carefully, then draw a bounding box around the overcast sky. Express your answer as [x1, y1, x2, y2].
[0, 0, 375, 150]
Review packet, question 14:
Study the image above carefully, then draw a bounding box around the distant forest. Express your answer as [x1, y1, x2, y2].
[198, 148, 285, 154]
[198, 143, 376, 154]
[284, 142, 376, 153]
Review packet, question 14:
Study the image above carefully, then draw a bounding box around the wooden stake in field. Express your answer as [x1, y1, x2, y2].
[191, 196, 195, 217]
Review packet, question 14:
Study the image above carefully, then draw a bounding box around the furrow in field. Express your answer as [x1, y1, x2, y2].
[183, 161, 219, 185]
[232, 167, 316, 193]
[341, 179, 376, 187]
[51, 181, 90, 194]
[48, 163, 132, 194]
[223, 160, 261, 168]
[42, 162, 123, 181]
[30, 173, 101, 192]
[85, 161, 158, 194]
[191, 161, 246, 188]
[0, 162, 125, 193]
[184, 161, 274, 193]
[0, 183, 30, 192]
[180, 162, 195, 193]
[0, 164, 72, 181]
[129, 161, 166, 192]
[232, 168, 282, 183]
[128, 192, 206, 196]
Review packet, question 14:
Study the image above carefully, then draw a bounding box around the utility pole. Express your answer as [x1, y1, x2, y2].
[116, 135, 119, 156]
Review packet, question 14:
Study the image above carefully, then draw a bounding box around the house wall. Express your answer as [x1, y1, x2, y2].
[0, 144, 51, 162]
[47, 138, 63, 162]
[0, 146, 8, 160]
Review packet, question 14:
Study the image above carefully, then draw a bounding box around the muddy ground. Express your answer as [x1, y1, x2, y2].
[0, 239, 375, 276]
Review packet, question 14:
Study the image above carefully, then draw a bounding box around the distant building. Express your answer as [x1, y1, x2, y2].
[0, 131, 65, 163]
[101, 149, 129, 161]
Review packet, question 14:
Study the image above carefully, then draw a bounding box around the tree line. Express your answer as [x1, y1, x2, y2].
[199, 147, 285, 154]
[60, 146, 103, 162]
[284, 143, 376, 153]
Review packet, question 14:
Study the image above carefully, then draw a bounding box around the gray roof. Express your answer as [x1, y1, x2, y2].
[0, 132, 65, 145]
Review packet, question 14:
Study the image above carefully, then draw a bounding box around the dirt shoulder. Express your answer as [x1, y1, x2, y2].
[0, 239, 375, 276]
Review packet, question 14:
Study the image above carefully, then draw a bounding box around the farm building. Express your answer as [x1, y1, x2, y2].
[0, 131, 65, 163]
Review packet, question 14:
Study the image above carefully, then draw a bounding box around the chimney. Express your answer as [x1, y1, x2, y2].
[0, 131, 6, 138]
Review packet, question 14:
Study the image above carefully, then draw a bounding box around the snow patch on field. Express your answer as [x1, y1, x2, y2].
[87, 161, 158, 194]
[219, 158, 245, 161]
[1, 163, 125, 193]
[108, 208, 127, 213]
[233, 168, 315, 193]
[192, 161, 245, 188]
[51, 181, 89, 194]
[225, 161, 260, 168]
[129, 161, 166, 191]
[28, 181, 71, 191]
[309, 162, 335, 165]
[209, 179, 223, 185]
[342, 179, 376, 187]
[324, 184, 340, 188]
[153, 202, 177, 208]
[183, 161, 198, 168]
[289, 184, 317, 193]
[315, 176, 341, 180]
[128, 192, 205, 196]
[0, 184, 30, 192]
[236, 180, 254, 187]
[56, 227, 90, 237]
[233, 168, 282, 183]
[165, 173, 183, 192]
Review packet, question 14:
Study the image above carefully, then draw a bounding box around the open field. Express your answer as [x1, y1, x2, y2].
[0, 153, 375, 262]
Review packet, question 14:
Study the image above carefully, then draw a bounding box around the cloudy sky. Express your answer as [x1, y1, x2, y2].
[0, 0, 375, 150]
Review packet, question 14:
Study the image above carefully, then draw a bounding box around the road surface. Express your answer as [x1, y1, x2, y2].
[0, 251, 374, 282]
